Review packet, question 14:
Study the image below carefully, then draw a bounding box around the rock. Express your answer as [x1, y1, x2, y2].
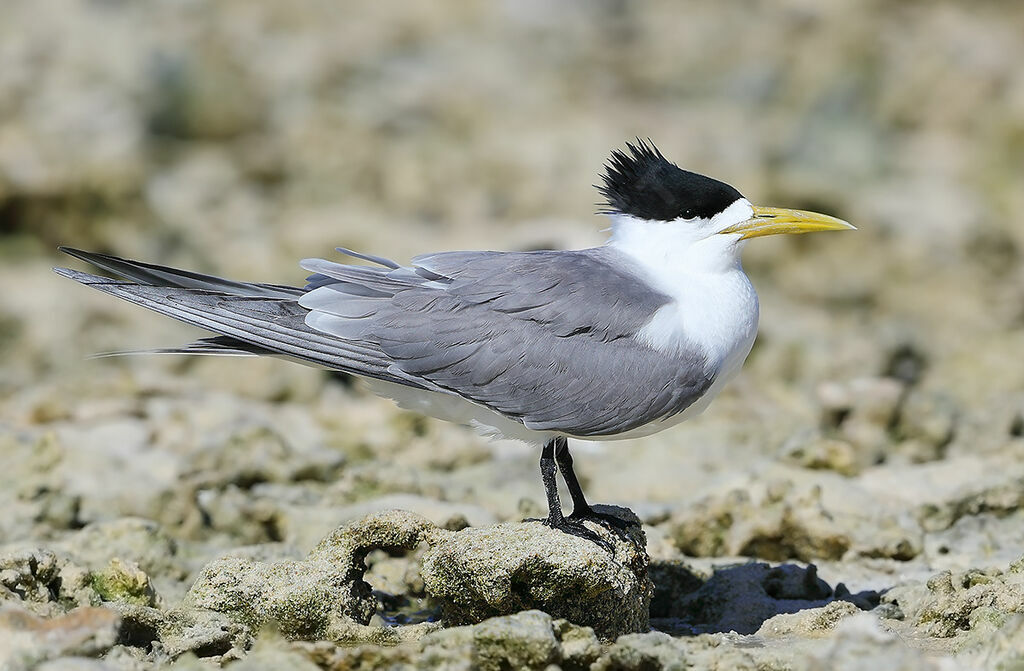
[0, 548, 62, 607]
[919, 471, 1024, 534]
[53, 517, 180, 580]
[294, 611, 601, 671]
[668, 479, 922, 562]
[591, 631, 693, 671]
[183, 510, 436, 639]
[805, 613, 947, 670]
[183, 424, 344, 489]
[649, 560, 705, 620]
[106, 601, 255, 659]
[0, 547, 101, 617]
[961, 614, 1024, 670]
[0, 543, 171, 618]
[793, 375, 959, 473]
[651, 561, 876, 635]
[167, 636, 321, 671]
[923, 511, 1024, 572]
[35, 659, 118, 671]
[780, 432, 867, 476]
[553, 617, 603, 670]
[885, 563, 1024, 639]
[463, 610, 561, 670]
[817, 377, 906, 460]
[281, 493, 498, 554]
[145, 47, 266, 141]
[327, 494, 497, 530]
[893, 390, 958, 463]
[421, 505, 652, 640]
[89, 558, 158, 607]
[755, 600, 862, 637]
[0, 605, 121, 669]
[143, 605, 247, 659]
[192, 485, 287, 546]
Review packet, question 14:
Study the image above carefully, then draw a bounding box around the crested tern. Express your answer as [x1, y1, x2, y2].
[55, 140, 853, 534]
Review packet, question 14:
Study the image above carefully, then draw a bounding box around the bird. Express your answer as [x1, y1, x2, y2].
[55, 139, 853, 536]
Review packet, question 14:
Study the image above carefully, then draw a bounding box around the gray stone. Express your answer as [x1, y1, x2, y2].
[0, 547, 101, 617]
[421, 505, 651, 640]
[651, 561, 876, 635]
[893, 390, 958, 463]
[172, 639, 321, 671]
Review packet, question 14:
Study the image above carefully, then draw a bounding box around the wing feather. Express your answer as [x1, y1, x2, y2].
[303, 247, 713, 436]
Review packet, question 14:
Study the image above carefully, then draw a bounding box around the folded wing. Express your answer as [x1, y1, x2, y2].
[300, 247, 714, 437]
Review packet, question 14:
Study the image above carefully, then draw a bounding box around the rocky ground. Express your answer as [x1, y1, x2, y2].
[2, 1, 1024, 669]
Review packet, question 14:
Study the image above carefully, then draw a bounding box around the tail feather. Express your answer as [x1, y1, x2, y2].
[54, 261, 425, 390]
[57, 247, 305, 298]
[91, 335, 272, 358]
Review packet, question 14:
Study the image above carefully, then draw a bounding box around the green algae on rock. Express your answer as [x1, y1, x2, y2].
[89, 558, 158, 607]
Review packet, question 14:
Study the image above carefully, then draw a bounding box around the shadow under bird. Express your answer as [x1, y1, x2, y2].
[56, 140, 854, 535]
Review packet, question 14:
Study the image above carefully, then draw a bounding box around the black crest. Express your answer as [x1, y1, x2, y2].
[597, 139, 743, 221]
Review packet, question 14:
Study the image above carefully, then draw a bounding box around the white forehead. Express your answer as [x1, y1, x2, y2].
[705, 198, 754, 232]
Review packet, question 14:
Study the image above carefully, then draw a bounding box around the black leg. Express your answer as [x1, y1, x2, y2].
[554, 437, 593, 517]
[537, 437, 626, 546]
[555, 438, 631, 531]
[540, 438, 565, 527]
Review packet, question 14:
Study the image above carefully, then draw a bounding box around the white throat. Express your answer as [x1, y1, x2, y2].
[605, 199, 760, 377]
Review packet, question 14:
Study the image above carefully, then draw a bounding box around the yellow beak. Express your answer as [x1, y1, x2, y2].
[719, 205, 855, 240]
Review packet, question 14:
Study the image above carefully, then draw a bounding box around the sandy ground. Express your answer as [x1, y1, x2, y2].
[1, 1, 1024, 669]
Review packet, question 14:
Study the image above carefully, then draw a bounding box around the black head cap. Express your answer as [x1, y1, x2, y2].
[597, 139, 743, 221]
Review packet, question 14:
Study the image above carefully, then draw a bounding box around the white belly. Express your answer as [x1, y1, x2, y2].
[367, 378, 557, 445]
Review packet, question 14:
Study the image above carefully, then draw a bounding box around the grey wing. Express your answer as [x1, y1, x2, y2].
[300, 248, 714, 436]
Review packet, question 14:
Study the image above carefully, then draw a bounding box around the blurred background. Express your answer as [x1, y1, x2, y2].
[1, 0, 1023, 584]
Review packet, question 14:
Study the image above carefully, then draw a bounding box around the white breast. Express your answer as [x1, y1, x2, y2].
[605, 211, 761, 435]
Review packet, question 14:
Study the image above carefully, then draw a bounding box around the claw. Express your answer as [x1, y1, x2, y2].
[534, 514, 613, 551]
[568, 505, 633, 530]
